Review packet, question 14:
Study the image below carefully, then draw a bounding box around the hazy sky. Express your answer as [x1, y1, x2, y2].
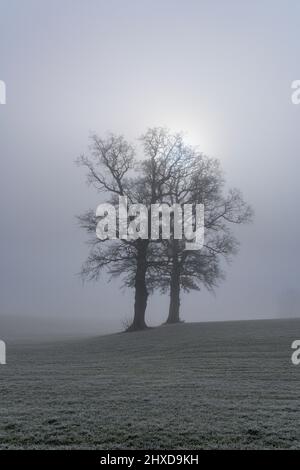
[1, 0, 300, 334]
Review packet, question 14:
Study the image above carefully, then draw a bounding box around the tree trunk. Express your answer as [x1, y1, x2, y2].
[166, 243, 181, 324]
[127, 240, 149, 331]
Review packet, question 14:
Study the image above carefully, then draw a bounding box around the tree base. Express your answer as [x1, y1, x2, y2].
[164, 318, 184, 325]
[125, 323, 149, 333]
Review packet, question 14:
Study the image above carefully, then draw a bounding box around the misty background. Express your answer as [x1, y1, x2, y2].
[0, 0, 300, 337]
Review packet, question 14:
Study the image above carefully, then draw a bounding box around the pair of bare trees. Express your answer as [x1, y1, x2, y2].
[77, 128, 252, 331]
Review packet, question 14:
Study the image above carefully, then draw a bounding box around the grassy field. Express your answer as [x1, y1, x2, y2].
[0, 319, 300, 449]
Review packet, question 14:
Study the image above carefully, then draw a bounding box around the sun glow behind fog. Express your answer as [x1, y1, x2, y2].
[153, 112, 224, 159]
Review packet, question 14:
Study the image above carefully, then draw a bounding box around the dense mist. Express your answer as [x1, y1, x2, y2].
[1, 0, 300, 337]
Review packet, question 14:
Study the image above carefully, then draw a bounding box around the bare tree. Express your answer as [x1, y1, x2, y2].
[77, 133, 147, 331]
[145, 143, 253, 324]
[77, 128, 188, 331]
[77, 128, 252, 330]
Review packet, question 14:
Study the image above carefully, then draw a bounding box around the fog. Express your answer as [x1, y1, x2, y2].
[1, 0, 300, 336]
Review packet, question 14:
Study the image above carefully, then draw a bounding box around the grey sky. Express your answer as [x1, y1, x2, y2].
[1, 0, 300, 334]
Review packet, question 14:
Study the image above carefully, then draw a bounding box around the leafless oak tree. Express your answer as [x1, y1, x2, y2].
[77, 128, 189, 331]
[148, 145, 253, 323]
[77, 128, 253, 330]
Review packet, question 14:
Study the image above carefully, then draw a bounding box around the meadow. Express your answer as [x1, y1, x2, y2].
[0, 319, 299, 449]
